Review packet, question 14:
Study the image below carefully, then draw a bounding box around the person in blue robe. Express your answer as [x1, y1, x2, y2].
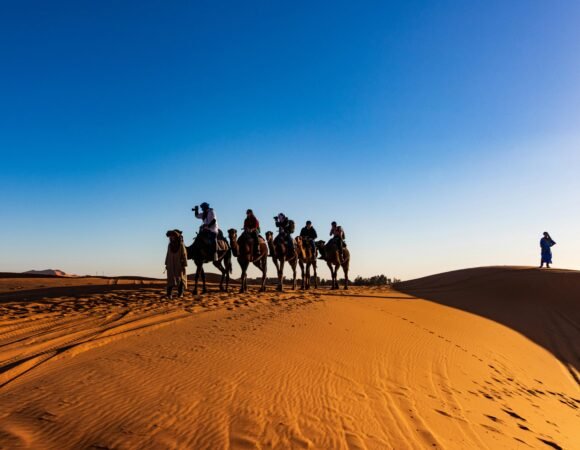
[539, 232, 556, 268]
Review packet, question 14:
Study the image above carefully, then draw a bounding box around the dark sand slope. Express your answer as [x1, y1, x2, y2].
[397, 266, 580, 385]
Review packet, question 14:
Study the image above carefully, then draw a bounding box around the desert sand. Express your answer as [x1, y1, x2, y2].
[0, 267, 578, 449]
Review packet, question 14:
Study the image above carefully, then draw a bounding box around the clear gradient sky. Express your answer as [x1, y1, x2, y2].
[1, 1, 579, 280]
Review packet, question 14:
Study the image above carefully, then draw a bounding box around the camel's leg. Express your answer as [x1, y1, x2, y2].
[225, 252, 231, 291]
[343, 263, 349, 290]
[277, 259, 284, 292]
[222, 260, 229, 292]
[313, 261, 318, 289]
[272, 257, 280, 275]
[304, 262, 310, 290]
[220, 264, 228, 292]
[331, 264, 336, 290]
[260, 261, 267, 292]
[213, 261, 225, 292]
[326, 262, 335, 290]
[299, 260, 305, 290]
[222, 261, 228, 292]
[193, 264, 201, 295]
[201, 267, 207, 294]
[255, 260, 267, 292]
[239, 261, 247, 293]
[292, 261, 297, 290]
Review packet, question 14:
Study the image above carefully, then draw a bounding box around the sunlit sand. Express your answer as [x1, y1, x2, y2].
[0, 267, 577, 449]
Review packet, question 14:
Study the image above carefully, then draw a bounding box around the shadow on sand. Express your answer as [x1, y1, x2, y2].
[320, 292, 417, 300]
[395, 266, 580, 384]
[0, 283, 164, 304]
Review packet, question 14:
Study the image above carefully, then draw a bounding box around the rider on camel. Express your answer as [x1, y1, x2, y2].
[300, 220, 318, 256]
[193, 202, 219, 261]
[274, 213, 295, 257]
[243, 209, 261, 257]
[330, 221, 346, 260]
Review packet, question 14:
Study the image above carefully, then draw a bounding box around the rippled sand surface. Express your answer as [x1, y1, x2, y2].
[0, 268, 577, 449]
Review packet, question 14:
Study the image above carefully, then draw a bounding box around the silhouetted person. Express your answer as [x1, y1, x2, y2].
[165, 229, 187, 298]
[539, 231, 556, 268]
[243, 209, 261, 257]
[274, 212, 295, 256]
[193, 202, 219, 261]
[300, 220, 318, 255]
[329, 221, 346, 260]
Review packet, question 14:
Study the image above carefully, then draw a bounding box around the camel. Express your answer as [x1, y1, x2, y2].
[186, 230, 232, 294]
[316, 239, 350, 290]
[265, 231, 298, 291]
[295, 236, 318, 290]
[228, 229, 268, 293]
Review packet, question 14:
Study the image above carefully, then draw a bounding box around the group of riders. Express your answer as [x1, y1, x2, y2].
[165, 202, 348, 297]
[192, 201, 346, 261]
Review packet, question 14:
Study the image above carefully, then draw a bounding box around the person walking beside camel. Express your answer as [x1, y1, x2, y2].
[539, 232, 556, 268]
[165, 229, 187, 298]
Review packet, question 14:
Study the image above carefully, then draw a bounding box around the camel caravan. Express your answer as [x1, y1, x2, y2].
[164, 203, 349, 297]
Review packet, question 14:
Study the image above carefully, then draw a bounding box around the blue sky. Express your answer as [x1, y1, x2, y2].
[1, 1, 579, 280]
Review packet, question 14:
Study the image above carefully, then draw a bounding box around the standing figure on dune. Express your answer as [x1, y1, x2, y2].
[165, 229, 188, 298]
[194, 202, 219, 261]
[539, 231, 556, 268]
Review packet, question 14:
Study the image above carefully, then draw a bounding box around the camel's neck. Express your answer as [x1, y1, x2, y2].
[229, 238, 239, 257]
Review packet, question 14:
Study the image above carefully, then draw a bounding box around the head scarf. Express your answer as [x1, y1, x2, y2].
[167, 229, 183, 253]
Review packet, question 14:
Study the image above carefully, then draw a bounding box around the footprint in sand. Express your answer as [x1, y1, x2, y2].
[480, 423, 502, 434]
[501, 408, 526, 421]
[537, 438, 563, 449]
[434, 409, 452, 418]
[484, 415, 503, 424]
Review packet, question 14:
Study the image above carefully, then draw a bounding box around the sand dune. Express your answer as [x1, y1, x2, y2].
[23, 270, 69, 277]
[0, 268, 578, 449]
[396, 266, 580, 385]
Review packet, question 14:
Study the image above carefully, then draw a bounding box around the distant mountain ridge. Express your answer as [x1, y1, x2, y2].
[24, 269, 70, 277]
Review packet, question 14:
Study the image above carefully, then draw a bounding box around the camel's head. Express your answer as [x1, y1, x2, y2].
[295, 236, 307, 258]
[315, 240, 325, 251]
[265, 231, 273, 241]
[227, 228, 237, 240]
